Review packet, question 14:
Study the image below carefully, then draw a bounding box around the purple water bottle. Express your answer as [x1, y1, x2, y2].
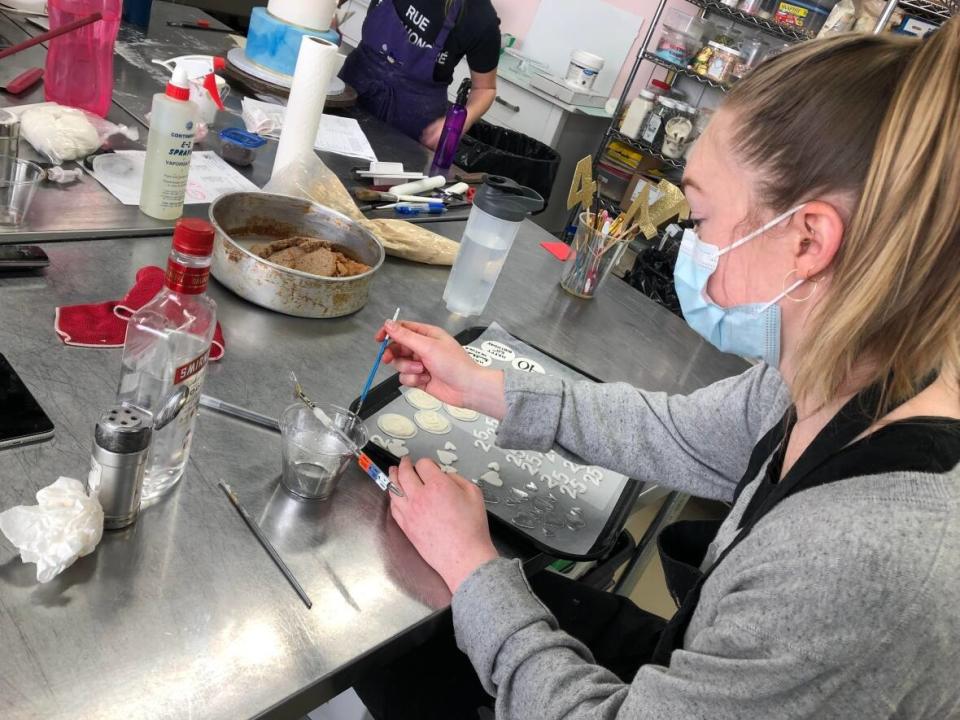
[430, 79, 471, 176]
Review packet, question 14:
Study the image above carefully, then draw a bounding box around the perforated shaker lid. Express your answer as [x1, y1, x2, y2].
[95, 405, 153, 454]
[474, 175, 545, 222]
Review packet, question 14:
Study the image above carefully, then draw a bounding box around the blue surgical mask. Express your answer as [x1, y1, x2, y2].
[673, 205, 806, 367]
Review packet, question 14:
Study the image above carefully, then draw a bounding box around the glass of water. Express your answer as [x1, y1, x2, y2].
[278, 403, 367, 501]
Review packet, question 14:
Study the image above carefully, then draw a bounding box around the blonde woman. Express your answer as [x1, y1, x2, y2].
[357, 22, 960, 720]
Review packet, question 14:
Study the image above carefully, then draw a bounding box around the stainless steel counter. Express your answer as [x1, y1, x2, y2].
[0, 12, 180, 243]
[0, 220, 747, 719]
[0, 1, 468, 245]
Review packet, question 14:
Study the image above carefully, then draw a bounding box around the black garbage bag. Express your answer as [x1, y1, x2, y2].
[625, 247, 682, 317]
[455, 121, 561, 209]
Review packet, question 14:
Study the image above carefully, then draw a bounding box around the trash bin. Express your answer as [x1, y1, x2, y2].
[625, 246, 682, 317]
[455, 121, 561, 211]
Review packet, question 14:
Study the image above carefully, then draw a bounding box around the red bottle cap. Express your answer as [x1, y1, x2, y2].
[172, 218, 215, 256]
[650, 79, 671, 93]
[213, 56, 227, 71]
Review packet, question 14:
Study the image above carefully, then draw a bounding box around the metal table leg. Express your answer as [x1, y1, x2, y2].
[613, 491, 689, 598]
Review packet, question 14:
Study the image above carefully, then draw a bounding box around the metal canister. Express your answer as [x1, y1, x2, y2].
[88, 405, 153, 530]
[0, 109, 21, 184]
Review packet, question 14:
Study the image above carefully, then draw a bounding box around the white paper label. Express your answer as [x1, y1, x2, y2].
[481, 340, 516, 362]
[512, 357, 546, 374]
[464, 346, 493, 367]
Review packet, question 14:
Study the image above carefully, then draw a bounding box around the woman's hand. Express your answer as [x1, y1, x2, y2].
[389, 457, 499, 593]
[377, 320, 507, 418]
[420, 117, 445, 150]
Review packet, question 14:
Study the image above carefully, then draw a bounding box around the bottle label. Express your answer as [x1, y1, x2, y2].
[174, 350, 209, 385]
[165, 260, 209, 295]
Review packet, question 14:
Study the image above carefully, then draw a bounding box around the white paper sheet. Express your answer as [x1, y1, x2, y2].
[242, 97, 378, 163]
[88, 150, 260, 206]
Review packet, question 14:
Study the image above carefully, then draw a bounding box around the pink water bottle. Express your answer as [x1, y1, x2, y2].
[45, 0, 122, 117]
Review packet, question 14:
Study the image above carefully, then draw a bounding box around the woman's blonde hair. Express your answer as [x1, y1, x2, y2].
[725, 22, 960, 410]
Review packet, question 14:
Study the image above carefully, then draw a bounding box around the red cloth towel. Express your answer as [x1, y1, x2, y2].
[54, 266, 225, 361]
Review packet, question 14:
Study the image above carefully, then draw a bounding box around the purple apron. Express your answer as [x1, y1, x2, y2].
[341, 0, 463, 140]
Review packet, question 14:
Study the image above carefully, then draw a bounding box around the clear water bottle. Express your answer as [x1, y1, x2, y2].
[443, 176, 544, 317]
[116, 219, 217, 502]
[45, 0, 122, 118]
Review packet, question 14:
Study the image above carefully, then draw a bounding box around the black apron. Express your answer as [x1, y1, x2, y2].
[651, 382, 899, 665]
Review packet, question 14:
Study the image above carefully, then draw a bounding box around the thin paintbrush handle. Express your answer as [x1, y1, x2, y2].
[356, 308, 400, 412]
[218, 481, 312, 608]
[0, 12, 101, 60]
[358, 339, 389, 407]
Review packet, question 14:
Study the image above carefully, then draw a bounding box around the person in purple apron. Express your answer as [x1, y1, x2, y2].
[340, 0, 500, 148]
[352, 23, 960, 720]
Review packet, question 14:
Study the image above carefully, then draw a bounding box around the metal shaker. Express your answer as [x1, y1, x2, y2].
[87, 387, 189, 530]
[0, 109, 20, 185]
[88, 405, 153, 530]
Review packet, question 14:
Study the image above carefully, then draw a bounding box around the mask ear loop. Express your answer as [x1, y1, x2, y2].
[717, 204, 807, 257]
[757, 269, 819, 312]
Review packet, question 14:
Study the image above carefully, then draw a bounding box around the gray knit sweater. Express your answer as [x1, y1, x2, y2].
[452, 364, 960, 719]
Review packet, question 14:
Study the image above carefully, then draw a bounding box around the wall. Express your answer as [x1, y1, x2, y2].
[491, 0, 696, 101]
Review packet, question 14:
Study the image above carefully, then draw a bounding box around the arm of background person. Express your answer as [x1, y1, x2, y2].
[464, 67, 496, 132]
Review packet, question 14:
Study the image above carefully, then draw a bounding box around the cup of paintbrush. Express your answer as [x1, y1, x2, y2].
[560, 211, 631, 299]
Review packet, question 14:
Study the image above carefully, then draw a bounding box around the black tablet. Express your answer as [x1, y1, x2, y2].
[0, 353, 55, 450]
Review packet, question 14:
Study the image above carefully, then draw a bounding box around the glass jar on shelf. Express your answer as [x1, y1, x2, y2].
[690, 42, 715, 77]
[640, 97, 679, 152]
[732, 37, 767, 79]
[704, 42, 742, 84]
[739, 0, 765, 15]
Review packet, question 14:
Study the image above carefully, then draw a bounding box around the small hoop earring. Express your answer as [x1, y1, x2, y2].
[784, 269, 818, 302]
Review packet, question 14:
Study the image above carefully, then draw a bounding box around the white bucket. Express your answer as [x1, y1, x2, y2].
[565, 50, 605, 90]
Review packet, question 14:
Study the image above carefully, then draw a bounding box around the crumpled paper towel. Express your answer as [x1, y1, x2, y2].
[0, 477, 104, 583]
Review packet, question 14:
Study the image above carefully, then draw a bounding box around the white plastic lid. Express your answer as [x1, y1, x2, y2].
[571, 50, 605, 70]
[165, 65, 191, 101]
[660, 98, 678, 110]
[639, 89, 656, 100]
[708, 41, 742, 56]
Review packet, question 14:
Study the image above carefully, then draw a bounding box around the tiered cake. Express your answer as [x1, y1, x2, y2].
[245, 0, 340, 76]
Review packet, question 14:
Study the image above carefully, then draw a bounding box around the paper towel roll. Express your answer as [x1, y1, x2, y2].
[268, 0, 336, 31]
[271, 36, 345, 179]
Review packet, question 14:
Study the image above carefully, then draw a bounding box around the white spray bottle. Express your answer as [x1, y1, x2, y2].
[140, 65, 198, 221]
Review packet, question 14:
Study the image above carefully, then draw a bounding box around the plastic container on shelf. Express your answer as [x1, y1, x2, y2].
[739, 0, 765, 15]
[45, 0, 123, 118]
[758, 0, 780, 18]
[655, 26, 701, 66]
[664, 8, 710, 37]
[704, 42, 742, 83]
[620, 90, 656, 140]
[734, 38, 768, 78]
[774, 0, 831, 34]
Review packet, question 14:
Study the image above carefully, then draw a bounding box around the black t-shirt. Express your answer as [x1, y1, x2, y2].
[740, 415, 960, 531]
[367, 0, 501, 83]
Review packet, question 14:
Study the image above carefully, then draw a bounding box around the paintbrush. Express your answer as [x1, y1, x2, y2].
[351, 187, 441, 204]
[357, 308, 400, 415]
[218, 481, 312, 608]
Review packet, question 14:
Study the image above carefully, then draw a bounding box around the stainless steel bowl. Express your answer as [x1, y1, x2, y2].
[209, 192, 385, 318]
